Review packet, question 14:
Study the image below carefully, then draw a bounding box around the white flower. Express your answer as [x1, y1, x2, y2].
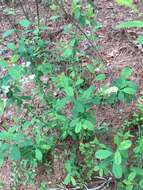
[104, 86, 118, 95]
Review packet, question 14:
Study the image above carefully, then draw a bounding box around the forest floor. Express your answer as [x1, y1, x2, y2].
[0, 0, 143, 189]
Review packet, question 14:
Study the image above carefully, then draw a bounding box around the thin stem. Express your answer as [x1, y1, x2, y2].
[17, 0, 30, 20]
[35, 0, 40, 29]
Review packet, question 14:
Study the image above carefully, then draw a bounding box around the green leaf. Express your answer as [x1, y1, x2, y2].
[65, 87, 74, 97]
[137, 35, 143, 45]
[0, 152, 4, 166]
[11, 54, 20, 63]
[41, 144, 51, 151]
[37, 63, 52, 74]
[95, 149, 113, 159]
[139, 179, 143, 188]
[96, 74, 106, 81]
[7, 43, 16, 51]
[114, 150, 122, 165]
[122, 87, 136, 95]
[55, 98, 69, 111]
[128, 172, 136, 181]
[0, 100, 5, 116]
[116, 21, 143, 29]
[119, 140, 132, 150]
[83, 120, 94, 131]
[62, 48, 73, 58]
[116, 0, 136, 9]
[112, 163, 122, 179]
[35, 149, 43, 161]
[64, 174, 71, 185]
[79, 15, 86, 27]
[75, 121, 82, 133]
[71, 176, 76, 187]
[87, 64, 95, 73]
[82, 86, 96, 99]
[121, 67, 132, 79]
[0, 61, 8, 68]
[9, 145, 21, 161]
[118, 91, 125, 102]
[73, 101, 84, 114]
[3, 29, 15, 38]
[8, 65, 24, 80]
[75, 77, 84, 86]
[18, 19, 31, 27]
[131, 167, 143, 176]
[0, 157, 4, 167]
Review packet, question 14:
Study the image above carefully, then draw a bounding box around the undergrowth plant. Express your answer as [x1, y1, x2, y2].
[0, 0, 141, 189]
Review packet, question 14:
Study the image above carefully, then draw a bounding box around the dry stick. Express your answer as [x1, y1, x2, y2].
[25, 0, 34, 22]
[17, 0, 30, 21]
[35, 0, 40, 29]
[6, 16, 20, 39]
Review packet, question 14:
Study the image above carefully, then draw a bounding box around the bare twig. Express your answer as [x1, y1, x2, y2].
[35, 0, 40, 29]
[17, 0, 30, 20]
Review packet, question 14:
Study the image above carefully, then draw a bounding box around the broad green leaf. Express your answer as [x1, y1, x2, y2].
[83, 120, 94, 131]
[96, 74, 106, 81]
[55, 98, 69, 111]
[137, 35, 143, 45]
[75, 77, 84, 86]
[75, 121, 82, 133]
[87, 64, 95, 73]
[0, 100, 5, 116]
[112, 163, 122, 179]
[18, 19, 31, 27]
[116, 21, 143, 29]
[95, 149, 113, 159]
[37, 63, 52, 74]
[79, 15, 86, 27]
[0, 152, 4, 166]
[118, 91, 125, 102]
[139, 179, 143, 188]
[114, 150, 122, 165]
[62, 48, 73, 58]
[0, 61, 8, 68]
[114, 135, 120, 146]
[8, 65, 24, 80]
[35, 149, 43, 161]
[59, 73, 69, 88]
[121, 67, 132, 79]
[71, 176, 76, 187]
[3, 29, 15, 38]
[72, 101, 84, 114]
[82, 86, 96, 99]
[11, 54, 20, 63]
[119, 140, 132, 150]
[65, 87, 74, 97]
[131, 167, 143, 176]
[64, 174, 71, 185]
[9, 145, 21, 161]
[128, 172, 136, 181]
[41, 144, 51, 151]
[23, 121, 31, 130]
[7, 43, 16, 50]
[122, 87, 136, 95]
[0, 157, 4, 167]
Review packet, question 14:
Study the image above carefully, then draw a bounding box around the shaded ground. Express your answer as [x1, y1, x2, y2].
[0, 0, 143, 189]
